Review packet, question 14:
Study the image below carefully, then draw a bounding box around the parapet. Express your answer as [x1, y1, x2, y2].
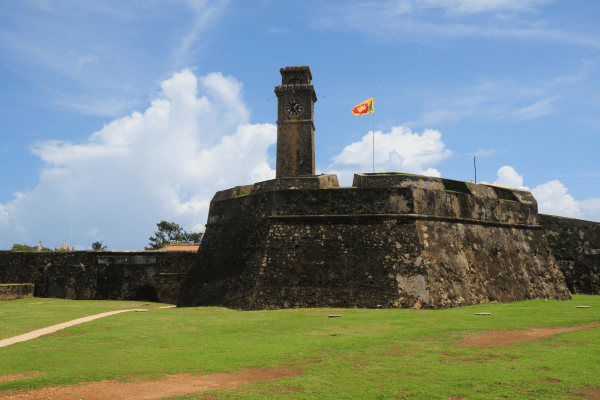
[206, 172, 539, 228]
[212, 174, 339, 202]
[352, 173, 538, 226]
[274, 83, 318, 103]
[279, 65, 313, 83]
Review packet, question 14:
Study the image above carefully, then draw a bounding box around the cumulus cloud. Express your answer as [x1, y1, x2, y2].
[492, 165, 531, 190]
[327, 126, 451, 185]
[0, 69, 276, 250]
[578, 198, 600, 222]
[484, 165, 600, 221]
[531, 180, 584, 219]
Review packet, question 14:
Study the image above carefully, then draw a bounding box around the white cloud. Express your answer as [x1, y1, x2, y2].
[0, 69, 276, 250]
[532, 180, 583, 218]
[409, 78, 559, 126]
[417, 0, 552, 15]
[485, 166, 600, 222]
[510, 96, 558, 122]
[310, 0, 600, 48]
[552, 72, 587, 85]
[327, 126, 451, 185]
[492, 165, 531, 190]
[172, 0, 230, 69]
[0, 0, 231, 116]
[466, 149, 497, 158]
[579, 198, 600, 222]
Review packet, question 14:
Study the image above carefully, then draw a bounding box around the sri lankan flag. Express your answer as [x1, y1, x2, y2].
[351, 97, 374, 116]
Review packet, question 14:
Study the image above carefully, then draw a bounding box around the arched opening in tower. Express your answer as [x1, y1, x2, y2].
[135, 285, 159, 302]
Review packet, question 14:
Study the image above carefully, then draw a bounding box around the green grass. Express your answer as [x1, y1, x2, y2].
[234, 193, 250, 198]
[0, 298, 167, 340]
[1, 296, 599, 399]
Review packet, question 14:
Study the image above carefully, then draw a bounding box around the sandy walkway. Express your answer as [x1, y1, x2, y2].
[0, 309, 144, 348]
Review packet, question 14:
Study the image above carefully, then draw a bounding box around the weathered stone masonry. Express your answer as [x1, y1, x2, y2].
[0, 213, 597, 305]
[178, 173, 581, 310]
[540, 214, 600, 295]
[0, 283, 34, 301]
[0, 251, 195, 304]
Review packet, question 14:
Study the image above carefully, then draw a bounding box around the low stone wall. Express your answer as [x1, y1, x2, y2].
[0, 283, 34, 300]
[0, 251, 196, 304]
[540, 214, 600, 295]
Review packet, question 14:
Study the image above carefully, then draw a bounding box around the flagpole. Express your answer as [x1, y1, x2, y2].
[372, 95, 375, 173]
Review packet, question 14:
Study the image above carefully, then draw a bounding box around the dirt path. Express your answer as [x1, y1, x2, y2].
[0, 367, 302, 400]
[459, 322, 600, 346]
[0, 309, 144, 348]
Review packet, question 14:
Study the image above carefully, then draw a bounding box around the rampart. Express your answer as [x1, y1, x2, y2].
[0, 251, 196, 304]
[178, 173, 575, 310]
[540, 214, 600, 295]
[1, 194, 597, 307]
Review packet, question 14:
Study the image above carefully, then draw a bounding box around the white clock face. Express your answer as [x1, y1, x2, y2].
[285, 99, 303, 116]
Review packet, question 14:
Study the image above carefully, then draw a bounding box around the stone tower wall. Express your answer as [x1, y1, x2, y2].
[275, 66, 317, 178]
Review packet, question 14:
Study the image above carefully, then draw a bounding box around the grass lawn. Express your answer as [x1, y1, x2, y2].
[0, 297, 166, 340]
[1, 295, 599, 399]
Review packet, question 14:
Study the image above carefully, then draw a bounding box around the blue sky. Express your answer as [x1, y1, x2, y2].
[1, 0, 599, 250]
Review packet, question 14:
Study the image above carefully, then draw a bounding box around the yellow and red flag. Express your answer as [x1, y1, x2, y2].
[351, 97, 374, 116]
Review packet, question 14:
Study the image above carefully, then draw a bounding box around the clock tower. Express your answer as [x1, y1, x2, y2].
[274, 66, 317, 178]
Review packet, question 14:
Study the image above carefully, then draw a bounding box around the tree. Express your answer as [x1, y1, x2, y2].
[145, 221, 203, 250]
[10, 244, 52, 252]
[92, 241, 107, 251]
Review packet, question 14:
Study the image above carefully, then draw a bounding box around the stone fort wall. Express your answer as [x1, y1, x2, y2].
[178, 174, 600, 310]
[540, 214, 600, 295]
[0, 214, 597, 306]
[0, 251, 195, 304]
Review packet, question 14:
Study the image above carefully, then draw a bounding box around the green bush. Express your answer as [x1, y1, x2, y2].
[10, 244, 53, 252]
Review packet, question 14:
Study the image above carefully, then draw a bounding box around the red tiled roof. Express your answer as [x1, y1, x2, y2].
[160, 244, 200, 252]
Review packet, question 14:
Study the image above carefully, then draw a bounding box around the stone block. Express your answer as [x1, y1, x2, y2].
[0, 283, 34, 300]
